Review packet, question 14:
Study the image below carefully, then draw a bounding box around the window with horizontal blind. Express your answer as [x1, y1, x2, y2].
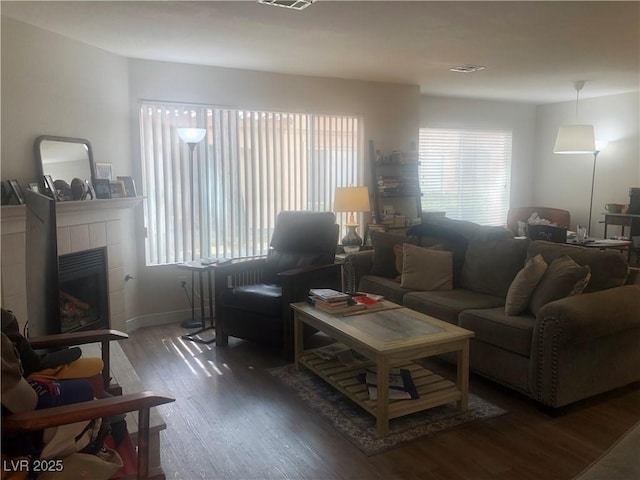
[418, 128, 512, 225]
[139, 102, 362, 266]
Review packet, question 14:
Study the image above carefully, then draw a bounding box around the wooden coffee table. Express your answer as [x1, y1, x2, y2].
[291, 301, 474, 436]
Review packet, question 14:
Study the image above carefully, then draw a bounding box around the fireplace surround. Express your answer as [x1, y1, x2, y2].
[1, 197, 141, 333]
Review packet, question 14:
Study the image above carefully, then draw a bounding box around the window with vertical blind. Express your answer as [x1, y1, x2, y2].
[139, 102, 362, 266]
[418, 128, 512, 225]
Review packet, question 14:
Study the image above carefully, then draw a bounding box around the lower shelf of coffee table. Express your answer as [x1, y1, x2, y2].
[298, 350, 461, 419]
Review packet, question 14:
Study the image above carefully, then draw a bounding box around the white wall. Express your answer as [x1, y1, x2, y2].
[1, 17, 139, 326]
[128, 59, 420, 321]
[420, 96, 538, 210]
[535, 92, 640, 237]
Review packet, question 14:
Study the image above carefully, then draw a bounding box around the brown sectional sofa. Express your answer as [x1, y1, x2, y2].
[344, 217, 640, 408]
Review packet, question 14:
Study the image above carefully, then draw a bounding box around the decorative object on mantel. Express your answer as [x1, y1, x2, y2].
[553, 80, 608, 237]
[117, 176, 137, 198]
[53, 179, 74, 201]
[94, 162, 113, 181]
[35, 136, 95, 197]
[7, 180, 25, 205]
[93, 179, 111, 199]
[43, 174, 60, 201]
[71, 178, 93, 200]
[109, 180, 127, 199]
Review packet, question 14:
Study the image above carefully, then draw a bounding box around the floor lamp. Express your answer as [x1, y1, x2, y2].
[553, 81, 597, 236]
[177, 127, 207, 330]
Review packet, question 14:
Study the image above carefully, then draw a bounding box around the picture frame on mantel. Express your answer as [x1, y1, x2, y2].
[116, 176, 137, 197]
[93, 178, 111, 199]
[43, 175, 59, 201]
[109, 180, 126, 199]
[8, 179, 25, 205]
[94, 162, 113, 180]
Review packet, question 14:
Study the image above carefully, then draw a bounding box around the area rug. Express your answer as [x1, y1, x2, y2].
[269, 364, 508, 456]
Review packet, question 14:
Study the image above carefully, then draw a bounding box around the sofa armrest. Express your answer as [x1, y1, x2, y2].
[343, 250, 374, 293]
[536, 285, 640, 346]
[531, 285, 640, 407]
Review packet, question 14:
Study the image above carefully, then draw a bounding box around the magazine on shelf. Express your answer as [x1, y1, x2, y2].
[313, 343, 362, 366]
[357, 367, 419, 400]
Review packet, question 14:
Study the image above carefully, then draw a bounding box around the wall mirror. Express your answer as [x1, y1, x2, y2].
[35, 135, 95, 194]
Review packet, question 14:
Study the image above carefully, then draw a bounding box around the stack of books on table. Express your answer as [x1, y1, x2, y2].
[308, 289, 364, 314]
[308, 289, 385, 315]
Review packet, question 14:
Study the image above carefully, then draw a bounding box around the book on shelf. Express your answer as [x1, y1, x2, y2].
[357, 367, 419, 400]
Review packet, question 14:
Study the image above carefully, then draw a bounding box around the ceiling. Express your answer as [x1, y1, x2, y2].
[2, 1, 639, 104]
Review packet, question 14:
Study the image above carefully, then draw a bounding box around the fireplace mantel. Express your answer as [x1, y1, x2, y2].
[1, 197, 143, 233]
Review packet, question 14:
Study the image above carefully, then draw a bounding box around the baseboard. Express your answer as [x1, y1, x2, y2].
[125, 310, 190, 332]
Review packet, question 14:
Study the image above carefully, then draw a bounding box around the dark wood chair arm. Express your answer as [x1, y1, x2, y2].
[3, 392, 174, 479]
[27, 329, 129, 349]
[28, 329, 129, 396]
[2, 392, 174, 432]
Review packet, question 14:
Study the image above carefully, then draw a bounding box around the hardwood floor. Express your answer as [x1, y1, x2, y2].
[119, 323, 640, 480]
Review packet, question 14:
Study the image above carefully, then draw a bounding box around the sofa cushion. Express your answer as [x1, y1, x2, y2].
[461, 237, 530, 298]
[403, 289, 505, 325]
[459, 307, 536, 357]
[393, 242, 444, 277]
[358, 275, 413, 305]
[529, 255, 591, 316]
[505, 253, 548, 315]
[400, 244, 453, 291]
[527, 240, 628, 293]
[370, 231, 414, 278]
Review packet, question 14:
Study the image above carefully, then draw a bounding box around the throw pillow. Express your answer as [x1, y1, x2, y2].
[400, 243, 453, 291]
[394, 243, 444, 279]
[504, 254, 548, 316]
[370, 231, 413, 278]
[528, 255, 591, 316]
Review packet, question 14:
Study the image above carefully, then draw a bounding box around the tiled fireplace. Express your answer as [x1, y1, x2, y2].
[0, 198, 140, 333]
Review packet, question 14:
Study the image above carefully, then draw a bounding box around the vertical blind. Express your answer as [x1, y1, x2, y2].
[139, 103, 362, 266]
[418, 128, 512, 226]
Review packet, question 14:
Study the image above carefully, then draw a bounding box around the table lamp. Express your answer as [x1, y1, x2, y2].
[334, 186, 371, 253]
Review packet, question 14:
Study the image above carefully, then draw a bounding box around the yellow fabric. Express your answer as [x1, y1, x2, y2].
[28, 358, 103, 381]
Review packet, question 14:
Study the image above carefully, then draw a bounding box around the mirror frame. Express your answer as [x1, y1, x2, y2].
[34, 135, 96, 196]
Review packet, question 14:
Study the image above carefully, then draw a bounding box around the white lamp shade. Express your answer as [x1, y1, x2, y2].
[333, 186, 371, 213]
[553, 125, 595, 154]
[177, 128, 207, 144]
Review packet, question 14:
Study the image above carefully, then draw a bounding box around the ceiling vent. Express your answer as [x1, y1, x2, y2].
[257, 0, 316, 10]
[449, 64, 487, 73]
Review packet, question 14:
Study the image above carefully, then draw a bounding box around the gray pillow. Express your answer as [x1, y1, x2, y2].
[400, 243, 453, 291]
[529, 255, 591, 316]
[505, 254, 548, 316]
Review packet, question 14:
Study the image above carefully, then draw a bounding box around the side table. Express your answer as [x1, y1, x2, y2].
[176, 261, 215, 344]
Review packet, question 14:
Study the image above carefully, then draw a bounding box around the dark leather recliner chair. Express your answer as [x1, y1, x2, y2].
[213, 211, 341, 359]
